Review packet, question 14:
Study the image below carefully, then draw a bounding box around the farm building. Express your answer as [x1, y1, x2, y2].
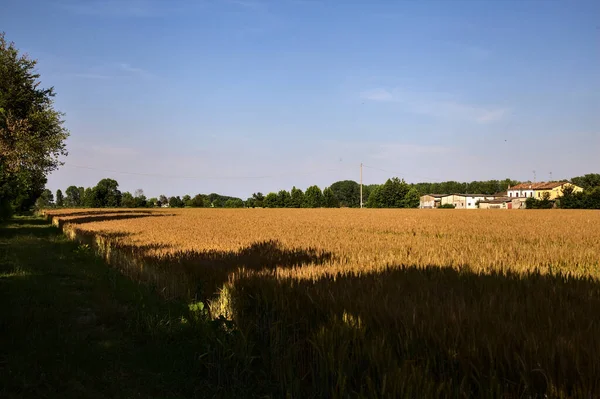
[419, 194, 447, 208]
[479, 197, 526, 209]
[440, 194, 497, 209]
[507, 182, 582, 200]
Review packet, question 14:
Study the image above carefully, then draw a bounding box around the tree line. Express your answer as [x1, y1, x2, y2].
[35, 178, 246, 209]
[38, 177, 420, 209]
[38, 173, 600, 211]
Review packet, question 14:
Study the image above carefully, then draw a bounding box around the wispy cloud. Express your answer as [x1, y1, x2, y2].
[118, 63, 154, 78]
[316, 139, 455, 182]
[287, 0, 323, 4]
[72, 73, 111, 80]
[320, 139, 454, 161]
[372, 143, 452, 160]
[59, 0, 156, 17]
[463, 45, 492, 61]
[361, 88, 508, 124]
[58, 0, 199, 17]
[89, 144, 140, 158]
[72, 62, 154, 80]
[219, 0, 284, 38]
[443, 41, 493, 61]
[223, 0, 265, 9]
[362, 88, 394, 102]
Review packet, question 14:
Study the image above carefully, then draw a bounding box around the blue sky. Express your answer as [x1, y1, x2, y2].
[2, 0, 599, 198]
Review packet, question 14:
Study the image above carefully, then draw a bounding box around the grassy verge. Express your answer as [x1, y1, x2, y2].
[0, 217, 262, 399]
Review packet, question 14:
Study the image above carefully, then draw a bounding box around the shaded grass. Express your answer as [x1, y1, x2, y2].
[0, 217, 266, 398]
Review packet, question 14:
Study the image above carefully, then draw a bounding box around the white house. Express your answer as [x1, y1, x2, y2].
[419, 194, 447, 208]
[440, 194, 496, 209]
[507, 182, 583, 200]
[507, 184, 534, 198]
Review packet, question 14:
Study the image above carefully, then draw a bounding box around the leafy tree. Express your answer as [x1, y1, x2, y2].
[587, 187, 600, 209]
[289, 186, 305, 208]
[131, 189, 147, 207]
[147, 197, 158, 207]
[0, 194, 9, 218]
[157, 195, 168, 207]
[525, 192, 553, 209]
[366, 178, 415, 208]
[525, 197, 537, 209]
[367, 178, 410, 208]
[191, 194, 207, 207]
[224, 198, 244, 208]
[121, 192, 135, 208]
[571, 174, 600, 191]
[252, 192, 265, 208]
[438, 203, 455, 209]
[245, 197, 256, 208]
[83, 187, 96, 207]
[323, 187, 340, 208]
[304, 185, 323, 208]
[366, 185, 383, 208]
[35, 189, 54, 209]
[329, 180, 360, 207]
[93, 178, 121, 207]
[182, 194, 192, 207]
[404, 188, 420, 208]
[168, 196, 184, 208]
[65, 185, 81, 207]
[264, 192, 278, 208]
[6, 168, 47, 215]
[277, 190, 291, 208]
[558, 185, 600, 209]
[386, 177, 410, 208]
[0, 33, 69, 220]
[55, 189, 64, 207]
[78, 186, 85, 205]
[134, 196, 147, 208]
[206, 193, 242, 208]
[411, 178, 519, 196]
[557, 185, 582, 209]
[362, 184, 378, 205]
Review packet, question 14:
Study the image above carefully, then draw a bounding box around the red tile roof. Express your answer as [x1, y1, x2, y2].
[508, 181, 568, 191]
[479, 197, 513, 204]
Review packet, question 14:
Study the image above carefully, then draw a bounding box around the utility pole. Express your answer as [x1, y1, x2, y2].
[533, 170, 536, 183]
[360, 163, 363, 208]
[549, 171, 553, 182]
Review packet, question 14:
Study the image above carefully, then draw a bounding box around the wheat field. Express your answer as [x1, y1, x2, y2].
[45, 208, 600, 398]
[46, 208, 600, 278]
